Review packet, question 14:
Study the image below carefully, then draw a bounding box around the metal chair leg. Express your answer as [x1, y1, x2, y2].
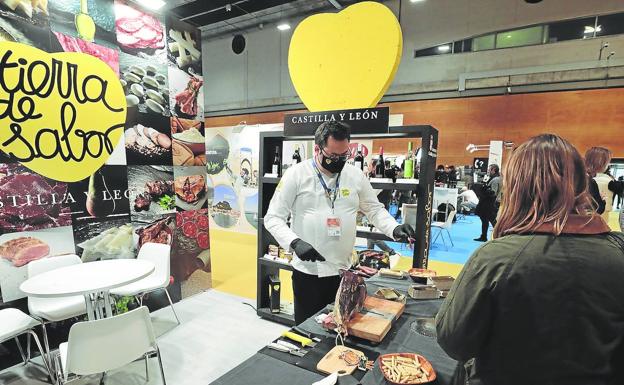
[144, 353, 150, 382]
[27, 330, 55, 385]
[445, 229, 454, 247]
[14, 336, 27, 365]
[155, 346, 167, 385]
[39, 320, 51, 356]
[99, 372, 106, 385]
[26, 332, 31, 362]
[163, 289, 181, 325]
[432, 228, 442, 245]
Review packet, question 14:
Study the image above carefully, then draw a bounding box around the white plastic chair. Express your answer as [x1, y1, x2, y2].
[27, 255, 87, 355]
[0, 308, 54, 381]
[55, 306, 166, 385]
[431, 210, 456, 250]
[110, 243, 180, 325]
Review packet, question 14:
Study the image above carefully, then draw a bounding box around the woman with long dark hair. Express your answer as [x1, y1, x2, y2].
[585, 146, 612, 220]
[436, 134, 624, 385]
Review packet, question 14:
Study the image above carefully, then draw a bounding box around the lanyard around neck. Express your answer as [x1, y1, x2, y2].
[311, 159, 340, 211]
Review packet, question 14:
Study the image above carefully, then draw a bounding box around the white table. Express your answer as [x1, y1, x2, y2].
[20, 259, 155, 320]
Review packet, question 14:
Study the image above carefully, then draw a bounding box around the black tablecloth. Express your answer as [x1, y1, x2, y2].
[211, 275, 462, 385]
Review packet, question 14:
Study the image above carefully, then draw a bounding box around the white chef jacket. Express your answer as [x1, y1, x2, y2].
[265, 159, 398, 277]
[459, 190, 479, 205]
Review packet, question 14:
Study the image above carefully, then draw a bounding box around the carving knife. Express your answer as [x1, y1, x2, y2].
[282, 330, 318, 347]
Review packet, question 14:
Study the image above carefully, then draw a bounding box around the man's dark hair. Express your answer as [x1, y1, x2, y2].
[314, 121, 351, 148]
[489, 164, 500, 174]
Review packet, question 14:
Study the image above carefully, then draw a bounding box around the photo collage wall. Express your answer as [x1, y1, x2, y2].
[0, 0, 210, 303]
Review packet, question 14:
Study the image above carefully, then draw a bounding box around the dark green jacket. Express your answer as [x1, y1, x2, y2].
[436, 215, 624, 385]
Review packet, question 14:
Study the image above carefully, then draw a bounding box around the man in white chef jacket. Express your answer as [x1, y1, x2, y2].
[265, 121, 415, 324]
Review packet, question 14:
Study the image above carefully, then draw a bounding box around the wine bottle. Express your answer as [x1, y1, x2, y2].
[404, 141, 414, 179]
[292, 145, 301, 166]
[272, 146, 280, 175]
[354, 144, 364, 171]
[375, 146, 385, 178]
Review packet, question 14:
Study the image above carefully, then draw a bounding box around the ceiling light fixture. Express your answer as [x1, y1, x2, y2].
[437, 45, 450, 52]
[584, 25, 602, 34]
[135, 0, 165, 10]
[410, 0, 426, 3]
[277, 23, 291, 31]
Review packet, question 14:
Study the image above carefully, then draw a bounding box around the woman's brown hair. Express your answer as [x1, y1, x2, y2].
[493, 134, 593, 238]
[584, 147, 612, 177]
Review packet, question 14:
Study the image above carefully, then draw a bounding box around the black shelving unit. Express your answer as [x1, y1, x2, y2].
[257, 126, 438, 325]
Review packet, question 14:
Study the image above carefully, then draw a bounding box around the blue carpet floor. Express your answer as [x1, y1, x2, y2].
[383, 214, 489, 265]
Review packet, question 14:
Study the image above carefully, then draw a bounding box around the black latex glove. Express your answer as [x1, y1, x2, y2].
[290, 238, 326, 262]
[393, 224, 415, 242]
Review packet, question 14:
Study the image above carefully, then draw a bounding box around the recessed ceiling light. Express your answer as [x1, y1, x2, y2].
[410, 0, 426, 2]
[437, 45, 450, 52]
[277, 23, 291, 31]
[135, 0, 165, 10]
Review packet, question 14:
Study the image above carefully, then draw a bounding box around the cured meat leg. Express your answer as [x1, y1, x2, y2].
[333, 270, 367, 336]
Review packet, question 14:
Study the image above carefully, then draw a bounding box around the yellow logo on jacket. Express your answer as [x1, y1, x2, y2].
[341, 188, 350, 197]
[0, 42, 126, 182]
[288, 2, 402, 112]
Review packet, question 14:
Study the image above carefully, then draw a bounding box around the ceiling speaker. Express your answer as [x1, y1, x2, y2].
[232, 34, 246, 54]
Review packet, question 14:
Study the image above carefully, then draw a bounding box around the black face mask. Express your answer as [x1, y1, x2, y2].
[320, 154, 347, 174]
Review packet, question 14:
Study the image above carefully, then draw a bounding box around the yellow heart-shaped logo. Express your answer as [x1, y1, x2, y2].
[288, 2, 402, 112]
[0, 42, 126, 182]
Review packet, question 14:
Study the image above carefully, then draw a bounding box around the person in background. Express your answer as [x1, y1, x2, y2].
[612, 176, 623, 210]
[436, 134, 624, 385]
[585, 147, 612, 221]
[458, 185, 479, 214]
[447, 165, 458, 187]
[265, 121, 415, 324]
[435, 165, 448, 185]
[474, 164, 502, 241]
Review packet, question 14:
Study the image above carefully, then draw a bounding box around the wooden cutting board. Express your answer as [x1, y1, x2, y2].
[346, 296, 405, 343]
[316, 345, 364, 376]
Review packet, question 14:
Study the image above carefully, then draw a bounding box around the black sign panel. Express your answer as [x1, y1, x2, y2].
[284, 107, 389, 136]
[473, 157, 488, 173]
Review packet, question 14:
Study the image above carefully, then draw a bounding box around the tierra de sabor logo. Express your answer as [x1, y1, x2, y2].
[0, 42, 127, 182]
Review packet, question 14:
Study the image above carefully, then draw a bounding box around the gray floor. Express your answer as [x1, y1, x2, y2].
[0, 290, 286, 385]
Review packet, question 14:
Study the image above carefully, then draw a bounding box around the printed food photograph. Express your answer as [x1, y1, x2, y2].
[119, 51, 170, 116]
[49, 0, 117, 49]
[114, 0, 166, 64]
[132, 214, 175, 250]
[168, 66, 204, 120]
[128, 165, 175, 222]
[172, 208, 210, 298]
[74, 219, 133, 262]
[0, 226, 75, 302]
[50, 30, 120, 74]
[67, 165, 131, 225]
[171, 117, 205, 166]
[124, 112, 173, 165]
[0, 0, 49, 28]
[174, 166, 207, 211]
[0, 164, 72, 234]
[0, 12, 51, 51]
[165, 15, 201, 74]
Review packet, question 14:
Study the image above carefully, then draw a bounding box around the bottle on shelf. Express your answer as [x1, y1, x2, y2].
[354, 144, 364, 171]
[272, 146, 280, 176]
[375, 146, 385, 178]
[291, 145, 301, 166]
[404, 141, 414, 179]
